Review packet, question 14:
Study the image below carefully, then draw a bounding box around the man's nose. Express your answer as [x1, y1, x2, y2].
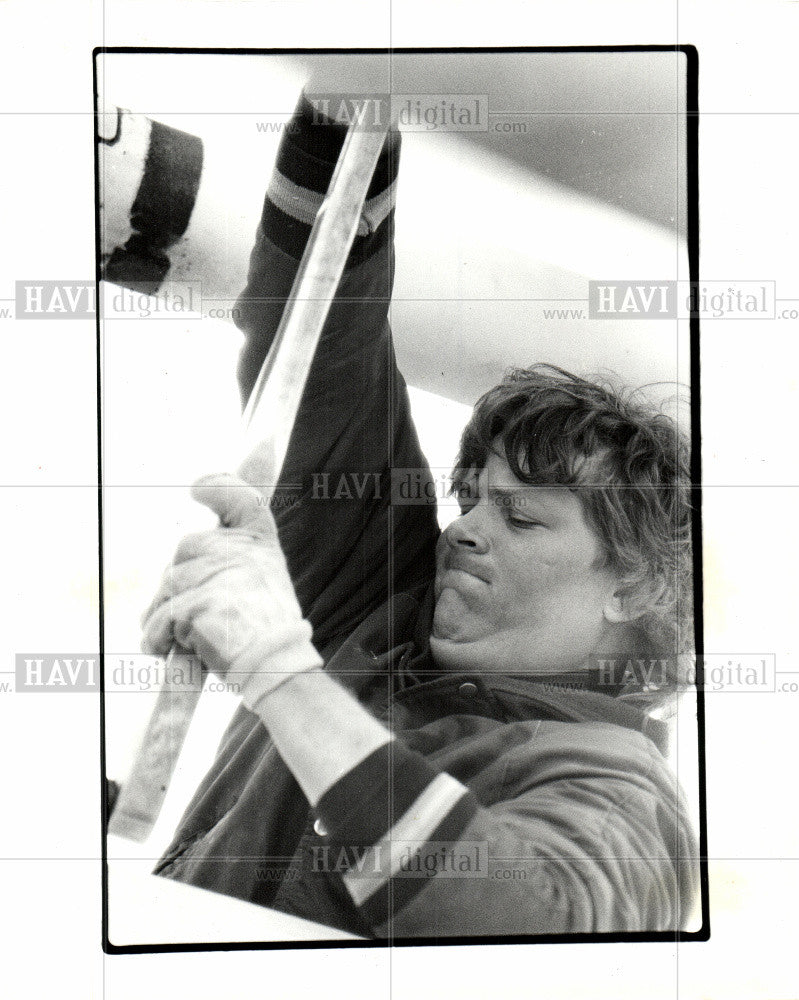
[444, 507, 490, 553]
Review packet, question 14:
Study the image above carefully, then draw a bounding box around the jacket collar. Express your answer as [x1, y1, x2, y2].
[324, 585, 669, 756]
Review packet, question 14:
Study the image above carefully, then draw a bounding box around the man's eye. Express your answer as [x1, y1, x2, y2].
[507, 514, 541, 529]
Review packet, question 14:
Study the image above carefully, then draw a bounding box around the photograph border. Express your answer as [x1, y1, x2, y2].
[93, 43, 707, 954]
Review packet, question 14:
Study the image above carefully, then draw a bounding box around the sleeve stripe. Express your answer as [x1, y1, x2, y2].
[267, 169, 324, 227]
[317, 743, 445, 851]
[357, 791, 480, 928]
[342, 772, 470, 906]
[359, 178, 398, 235]
[267, 170, 398, 237]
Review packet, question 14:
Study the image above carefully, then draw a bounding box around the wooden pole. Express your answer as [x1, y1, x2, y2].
[108, 118, 390, 842]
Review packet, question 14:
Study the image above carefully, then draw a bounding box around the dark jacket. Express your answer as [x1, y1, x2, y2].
[154, 95, 699, 938]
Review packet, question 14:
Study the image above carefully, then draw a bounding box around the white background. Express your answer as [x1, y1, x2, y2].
[1, 2, 798, 998]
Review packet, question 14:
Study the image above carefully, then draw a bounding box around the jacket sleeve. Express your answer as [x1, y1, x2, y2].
[234, 94, 439, 648]
[313, 727, 699, 936]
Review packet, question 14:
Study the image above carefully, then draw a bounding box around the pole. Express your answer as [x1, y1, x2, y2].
[108, 118, 390, 842]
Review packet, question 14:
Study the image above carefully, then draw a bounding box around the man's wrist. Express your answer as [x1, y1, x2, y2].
[242, 663, 394, 808]
[234, 619, 323, 714]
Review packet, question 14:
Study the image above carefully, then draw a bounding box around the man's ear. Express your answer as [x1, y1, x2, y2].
[603, 575, 667, 625]
[603, 587, 635, 624]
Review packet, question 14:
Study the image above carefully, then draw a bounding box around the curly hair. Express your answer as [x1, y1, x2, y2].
[453, 365, 694, 700]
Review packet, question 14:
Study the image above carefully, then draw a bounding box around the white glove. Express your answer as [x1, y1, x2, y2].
[141, 472, 322, 712]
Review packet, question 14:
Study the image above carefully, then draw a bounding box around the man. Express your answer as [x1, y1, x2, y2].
[143, 92, 698, 937]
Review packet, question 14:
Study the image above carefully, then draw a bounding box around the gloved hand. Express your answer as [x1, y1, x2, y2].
[141, 472, 323, 712]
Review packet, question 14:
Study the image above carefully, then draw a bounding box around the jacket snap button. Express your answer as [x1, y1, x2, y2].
[313, 817, 328, 837]
[458, 681, 478, 697]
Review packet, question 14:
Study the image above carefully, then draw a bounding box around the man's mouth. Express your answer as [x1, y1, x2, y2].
[438, 554, 490, 585]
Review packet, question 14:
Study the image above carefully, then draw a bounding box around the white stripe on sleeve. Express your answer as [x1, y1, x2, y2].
[342, 772, 470, 906]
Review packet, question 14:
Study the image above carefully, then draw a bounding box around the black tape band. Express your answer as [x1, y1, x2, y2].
[103, 120, 204, 291]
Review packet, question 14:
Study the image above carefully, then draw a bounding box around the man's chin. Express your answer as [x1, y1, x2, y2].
[432, 587, 474, 641]
[430, 592, 510, 671]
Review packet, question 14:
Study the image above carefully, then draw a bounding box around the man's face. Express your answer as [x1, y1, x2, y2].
[430, 448, 625, 675]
